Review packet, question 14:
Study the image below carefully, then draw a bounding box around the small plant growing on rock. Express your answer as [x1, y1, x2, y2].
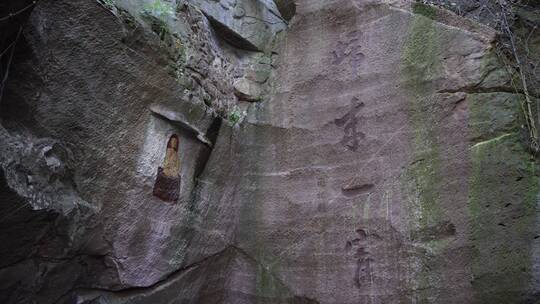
[141, 1, 175, 41]
[228, 107, 246, 126]
[142, 0, 175, 20]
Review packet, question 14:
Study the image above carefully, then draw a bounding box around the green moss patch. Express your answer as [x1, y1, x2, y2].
[468, 91, 539, 303]
[400, 8, 447, 302]
[412, 2, 437, 20]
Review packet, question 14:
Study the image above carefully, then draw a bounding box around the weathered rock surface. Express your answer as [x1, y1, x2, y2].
[191, 0, 287, 51]
[63, 246, 318, 304]
[0, 0, 539, 303]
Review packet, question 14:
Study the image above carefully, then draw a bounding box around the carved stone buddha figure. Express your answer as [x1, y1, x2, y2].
[152, 134, 181, 202]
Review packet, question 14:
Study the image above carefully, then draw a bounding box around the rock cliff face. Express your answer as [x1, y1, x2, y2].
[0, 0, 539, 303]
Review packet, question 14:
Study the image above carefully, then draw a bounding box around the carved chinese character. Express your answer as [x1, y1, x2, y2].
[331, 31, 365, 76]
[335, 97, 366, 151]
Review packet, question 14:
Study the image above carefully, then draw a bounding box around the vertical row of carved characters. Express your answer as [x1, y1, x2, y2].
[346, 228, 374, 288]
[153, 134, 181, 202]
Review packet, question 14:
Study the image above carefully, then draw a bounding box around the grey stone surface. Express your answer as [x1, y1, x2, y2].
[0, 0, 232, 301]
[0, 0, 539, 303]
[62, 246, 318, 304]
[191, 0, 287, 51]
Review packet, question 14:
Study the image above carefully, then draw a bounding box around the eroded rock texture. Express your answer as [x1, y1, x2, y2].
[0, 0, 539, 303]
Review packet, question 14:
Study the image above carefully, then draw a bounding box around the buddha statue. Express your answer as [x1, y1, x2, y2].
[153, 134, 181, 202]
